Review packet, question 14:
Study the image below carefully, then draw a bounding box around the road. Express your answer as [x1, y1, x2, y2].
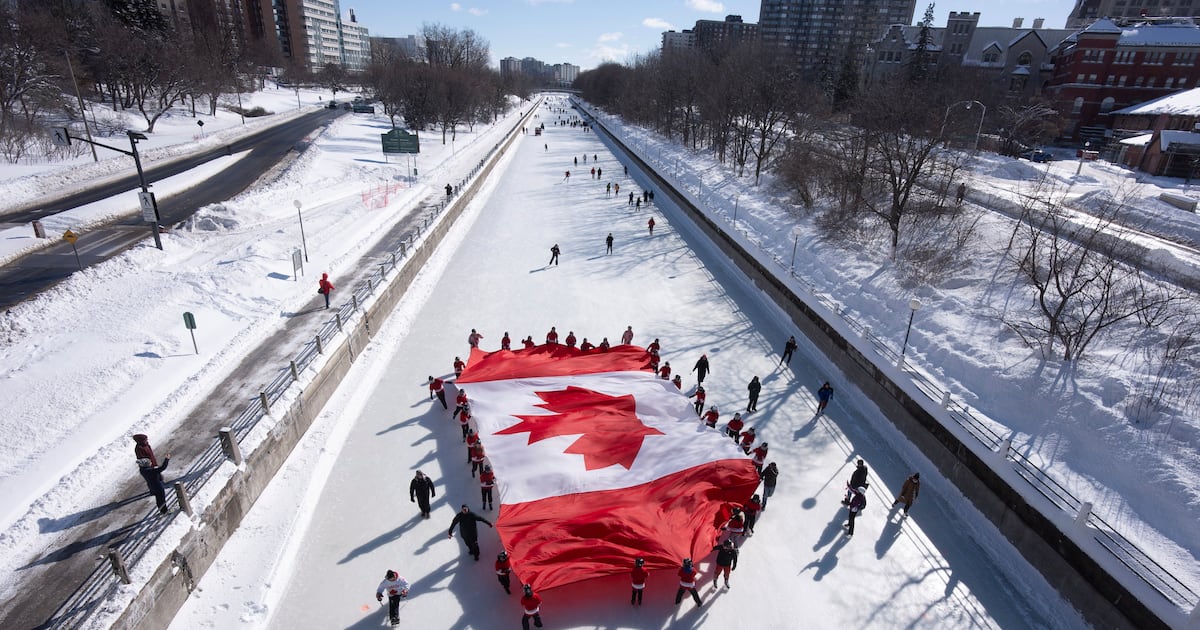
[0, 108, 341, 310]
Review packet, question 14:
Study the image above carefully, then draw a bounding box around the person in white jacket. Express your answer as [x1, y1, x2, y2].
[375, 570, 410, 626]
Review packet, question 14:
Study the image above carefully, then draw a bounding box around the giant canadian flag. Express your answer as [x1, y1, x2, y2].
[456, 343, 761, 591]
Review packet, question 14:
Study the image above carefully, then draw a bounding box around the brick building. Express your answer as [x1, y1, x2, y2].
[1044, 18, 1200, 143]
[1110, 88, 1200, 177]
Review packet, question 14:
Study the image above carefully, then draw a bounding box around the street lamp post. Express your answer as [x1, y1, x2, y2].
[63, 49, 99, 162]
[294, 200, 309, 262]
[899, 298, 922, 367]
[942, 100, 987, 152]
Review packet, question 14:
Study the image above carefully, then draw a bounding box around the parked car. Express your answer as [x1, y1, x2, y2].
[1020, 149, 1053, 163]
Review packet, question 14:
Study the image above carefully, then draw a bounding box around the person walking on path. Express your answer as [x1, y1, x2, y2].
[428, 376, 448, 409]
[956, 182, 967, 206]
[711, 539, 739, 587]
[548, 243, 560, 266]
[893, 472, 920, 517]
[621, 325, 634, 345]
[816, 382, 834, 415]
[742, 494, 762, 534]
[501, 332, 511, 351]
[448, 504, 493, 561]
[780, 335, 797, 365]
[761, 462, 779, 509]
[614, 182, 620, 195]
[468, 328, 484, 348]
[317, 273, 335, 309]
[636, 198, 641, 210]
[844, 459, 869, 505]
[606, 232, 614, 254]
[606, 182, 611, 196]
[409, 471, 436, 518]
[844, 486, 867, 538]
[375, 570, 410, 627]
[674, 558, 702, 607]
[590, 167, 596, 179]
[445, 183, 453, 198]
[520, 584, 544, 629]
[479, 464, 496, 510]
[132, 434, 157, 467]
[453, 356, 466, 379]
[138, 454, 172, 514]
[692, 354, 710, 384]
[746, 376, 761, 412]
[725, 412, 744, 440]
[630, 557, 648, 605]
[469, 440, 486, 478]
[628, 191, 635, 206]
[647, 217, 656, 235]
[597, 166, 602, 178]
[495, 551, 513, 594]
[659, 361, 671, 380]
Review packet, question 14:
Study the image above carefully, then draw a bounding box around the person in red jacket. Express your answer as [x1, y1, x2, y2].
[598, 337, 610, 351]
[454, 389, 470, 417]
[428, 376, 447, 409]
[520, 584, 544, 629]
[522, 336, 536, 349]
[495, 551, 513, 594]
[620, 325, 634, 345]
[579, 338, 595, 351]
[672, 375, 682, 390]
[648, 217, 656, 235]
[722, 507, 746, 539]
[674, 558, 701, 607]
[725, 412, 744, 440]
[464, 428, 479, 461]
[702, 406, 720, 428]
[501, 332, 511, 351]
[647, 338, 660, 354]
[453, 356, 466, 378]
[691, 386, 707, 415]
[648, 348, 660, 373]
[630, 557, 648, 605]
[458, 407, 472, 442]
[317, 273, 334, 309]
[739, 427, 756, 454]
[751, 442, 769, 474]
[132, 434, 157, 467]
[545, 327, 559, 345]
[659, 361, 671, 380]
[743, 494, 763, 534]
[564, 331, 577, 347]
[479, 464, 496, 510]
[469, 441, 486, 478]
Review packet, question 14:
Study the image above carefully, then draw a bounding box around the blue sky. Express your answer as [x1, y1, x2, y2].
[346, 1, 1078, 71]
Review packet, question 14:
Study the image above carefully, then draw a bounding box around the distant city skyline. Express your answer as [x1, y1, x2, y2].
[347, 1, 1079, 71]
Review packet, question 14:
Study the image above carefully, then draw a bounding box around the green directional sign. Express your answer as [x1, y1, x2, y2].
[381, 128, 420, 154]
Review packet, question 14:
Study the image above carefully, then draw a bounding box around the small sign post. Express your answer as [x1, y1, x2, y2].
[62, 229, 82, 271]
[292, 247, 304, 280]
[182, 311, 198, 354]
[196, 119, 205, 137]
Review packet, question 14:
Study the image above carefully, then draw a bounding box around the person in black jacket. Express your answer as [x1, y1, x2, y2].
[711, 538, 739, 587]
[746, 376, 761, 412]
[780, 335, 798, 365]
[448, 504, 493, 561]
[760, 462, 779, 510]
[844, 459, 869, 505]
[692, 354, 709, 384]
[410, 471, 436, 518]
[138, 454, 171, 514]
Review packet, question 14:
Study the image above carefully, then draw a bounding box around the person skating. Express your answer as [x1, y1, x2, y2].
[132, 433, 157, 467]
[629, 191, 634, 206]
[844, 459, 869, 505]
[742, 494, 762, 534]
[620, 325, 634, 345]
[725, 412, 744, 441]
[495, 551, 513, 594]
[564, 331, 577, 347]
[746, 376, 761, 412]
[548, 244, 560, 266]
[606, 232, 613, 254]
[453, 356, 465, 379]
[780, 335, 798, 365]
[692, 353, 710, 384]
[711, 539, 739, 587]
[453, 389, 471, 419]
[545, 326, 559, 345]
[692, 385, 707, 416]
[468, 440, 486, 478]
[844, 486, 867, 538]
[579, 338, 595, 351]
[448, 504, 493, 561]
[647, 217, 656, 235]
[501, 332, 511, 351]
[722, 507, 746, 539]
[520, 584, 544, 629]
[468, 328, 484, 348]
[761, 462, 779, 510]
[137, 454, 172, 514]
[702, 405, 720, 429]
[375, 570, 410, 627]
[751, 442, 769, 474]
[409, 470, 436, 519]
[630, 557, 648, 605]
[659, 361, 671, 380]
[465, 426, 480, 452]
[648, 348, 660, 374]
[893, 472, 920, 517]
[674, 558, 702, 607]
[479, 465, 496, 510]
[457, 406, 472, 442]
[816, 381, 834, 415]
[428, 376, 448, 409]
[739, 427, 756, 455]
[317, 273, 335, 309]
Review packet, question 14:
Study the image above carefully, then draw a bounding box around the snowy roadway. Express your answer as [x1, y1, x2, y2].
[171, 99, 1085, 629]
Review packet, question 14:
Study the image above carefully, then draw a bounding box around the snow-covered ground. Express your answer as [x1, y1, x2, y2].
[0, 86, 1196, 628]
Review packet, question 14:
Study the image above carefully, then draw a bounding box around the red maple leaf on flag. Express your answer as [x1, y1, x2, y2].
[497, 386, 665, 470]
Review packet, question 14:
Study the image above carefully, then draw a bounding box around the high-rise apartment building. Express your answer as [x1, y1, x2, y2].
[694, 15, 759, 53]
[1067, 0, 1200, 29]
[758, 0, 917, 76]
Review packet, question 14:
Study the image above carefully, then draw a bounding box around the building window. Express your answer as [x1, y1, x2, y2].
[1147, 76, 1156, 87]
[1176, 51, 1197, 65]
[1115, 50, 1135, 64]
[1073, 97, 1084, 114]
[1166, 77, 1174, 88]
[1089, 74, 1098, 83]
[1119, 75, 1127, 86]
[983, 48, 1000, 63]
[1010, 76, 1028, 91]
[1135, 76, 1145, 86]
[1145, 51, 1165, 64]
[1107, 75, 1116, 85]
[1018, 51, 1032, 66]
[1076, 73, 1086, 83]
[1181, 78, 1189, 87]
[1100, 97, 1115, 113]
